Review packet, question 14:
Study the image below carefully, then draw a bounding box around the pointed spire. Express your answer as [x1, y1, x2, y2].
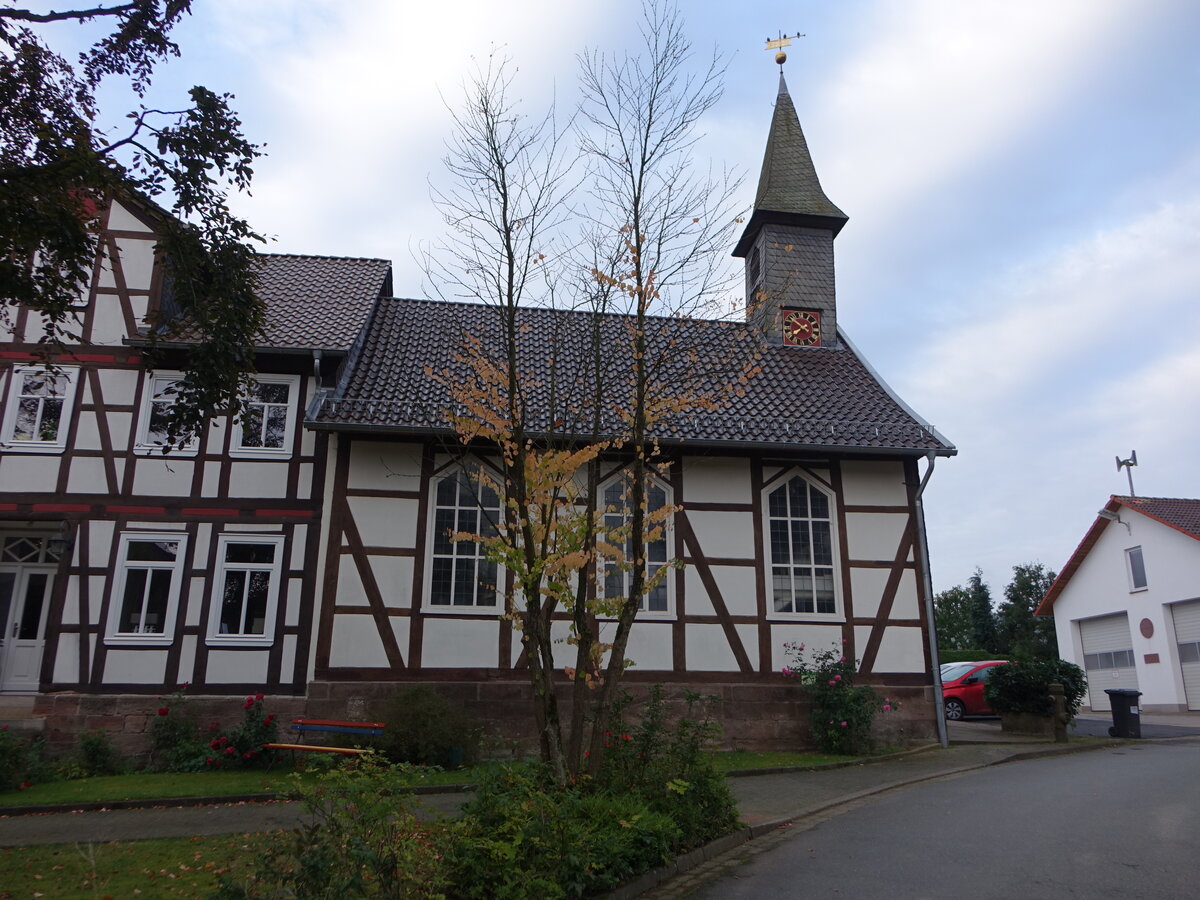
[733, 74, 847, 257]
[755, 74, 846, 221]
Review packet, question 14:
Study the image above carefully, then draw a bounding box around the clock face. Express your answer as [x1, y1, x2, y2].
[782, 309, 821, 347]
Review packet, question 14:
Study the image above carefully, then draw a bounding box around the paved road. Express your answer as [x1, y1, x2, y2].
[686, 740, 1200, 900]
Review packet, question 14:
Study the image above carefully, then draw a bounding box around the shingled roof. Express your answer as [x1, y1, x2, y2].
[1037, 495, 1200, 615]
[158, 253, 391, 353]
[308, 296, 954, 455]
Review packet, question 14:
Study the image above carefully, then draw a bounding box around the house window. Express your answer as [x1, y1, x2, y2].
[598, 473, 672, 614]
[766, 474, 839, 616]
[1126, 547, 1147, 591]
[1, 366, 78, 451]
[208, 535, 284, 645]
[107, 532, 187, 645]
[232, 375, 300, 457]
[428, 469, 500, 609]
[135, 371, 198, 454]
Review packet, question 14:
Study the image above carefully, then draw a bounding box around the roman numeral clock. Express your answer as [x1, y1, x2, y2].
[782, 308, 821, 346]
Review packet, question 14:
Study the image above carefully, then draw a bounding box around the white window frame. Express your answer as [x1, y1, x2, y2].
[1126, 546, 1148, 592]
[230, 374, 300, 459]
[423, 466, 504, 614]
[0, 365, 79, 453]
[134, 370, 199, 456]
[597, 471, 675, 619]
[105, 531, 188, 646]
[762, 471, 843, 621]
[206, 533, 285, 647]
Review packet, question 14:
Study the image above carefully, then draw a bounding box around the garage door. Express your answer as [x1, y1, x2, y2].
[1079, 614, 1139, 712]
[1171, 600, 1200, 711]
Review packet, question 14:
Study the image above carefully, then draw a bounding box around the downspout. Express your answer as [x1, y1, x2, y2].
[913, 451, 948, 748]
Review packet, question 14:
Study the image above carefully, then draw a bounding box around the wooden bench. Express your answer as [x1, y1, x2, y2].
[264, 718, 385, 766]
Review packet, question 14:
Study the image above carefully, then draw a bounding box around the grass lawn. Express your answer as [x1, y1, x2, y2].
[0, 763, 473, 808]
[0, 832, 272, 899]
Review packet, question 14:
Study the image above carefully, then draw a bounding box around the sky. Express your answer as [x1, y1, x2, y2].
[69, 0, 1200, 594]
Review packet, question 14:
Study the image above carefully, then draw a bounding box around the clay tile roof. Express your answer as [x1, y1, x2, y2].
[159, 253, 391, 353]
[253, 254, 391, 351]
[1115, 496, 1200, 540]
[308, 296, 954, 454]
[1037, 495, 1200, 615]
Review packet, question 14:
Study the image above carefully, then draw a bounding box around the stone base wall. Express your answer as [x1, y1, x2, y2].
[307, 679, 938, 755]
[30, 678, 937, 759]
[33, 691, 307, 760]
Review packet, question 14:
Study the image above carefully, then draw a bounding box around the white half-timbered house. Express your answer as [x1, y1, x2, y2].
[4, 75, 956, 751]
[298, 76, 956, 747]
[0, 195, 389, 748]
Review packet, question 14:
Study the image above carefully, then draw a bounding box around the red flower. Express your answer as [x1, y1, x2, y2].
[621, 734, 631, 741]
[243, 752, 251, 759]
[19, 781, 31, 790]
[255, 692, 264, 701]
[219, 736, 229, 745]
[206, 757, 215, 766]
[265, 714, 275, 724]
[224, 746, 235, 756]
[210, 739, 220, 749]
[157, 707, 170, 716]
[178, 682, 190, 690]
[243, 699, 254, 710]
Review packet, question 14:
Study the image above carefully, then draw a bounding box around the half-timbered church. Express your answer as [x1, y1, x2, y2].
[1, 74, 955, 751]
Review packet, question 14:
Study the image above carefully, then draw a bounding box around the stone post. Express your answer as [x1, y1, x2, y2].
[1049, 682, 1069, 743]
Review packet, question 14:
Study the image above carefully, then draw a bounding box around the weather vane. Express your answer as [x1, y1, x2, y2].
[765, 31, 804, 68]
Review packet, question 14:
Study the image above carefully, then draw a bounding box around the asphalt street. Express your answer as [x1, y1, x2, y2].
[685, 739, 1200, 900]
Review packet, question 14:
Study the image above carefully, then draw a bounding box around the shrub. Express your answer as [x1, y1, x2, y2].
[596, 686, 740, 849]
[147, 685, 207, 772]
[448, 764, 678, 900]
[985, 659, 1087, 717]
[217, 754, 449, 899]
[370, 685, 481, 768]
[203, 693, 278, 770]
[0, 725, 52, 792]
[782, 641, 898, 755]
[77, 728, 123, 776]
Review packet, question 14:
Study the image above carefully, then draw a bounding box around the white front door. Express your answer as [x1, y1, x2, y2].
[0, 535, 60, 693]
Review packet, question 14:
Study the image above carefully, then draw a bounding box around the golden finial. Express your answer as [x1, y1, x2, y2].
[765, 31, 804, 67]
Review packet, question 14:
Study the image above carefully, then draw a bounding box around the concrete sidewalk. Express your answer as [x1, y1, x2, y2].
[0, 739, 1128, 849]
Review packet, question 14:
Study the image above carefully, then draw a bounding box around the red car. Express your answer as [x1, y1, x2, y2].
[940, 660, 1009, 719]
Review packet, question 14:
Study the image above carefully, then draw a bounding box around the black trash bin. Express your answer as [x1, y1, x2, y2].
[1105, 688, 1142, 738]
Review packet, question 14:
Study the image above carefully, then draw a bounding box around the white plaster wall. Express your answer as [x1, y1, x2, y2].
[769, 622, 844, 672]
[849, 567, 889, 619]
[97, 368, 139, 403]
[177, 635, 197, 684]
[681, 457, 750, 504]
[284, 578, 302, 627]
[132, 457, 196, 495]
[890, 570, 921, 620]
[845, 512, 909, 562]
[61, 582, 80, 625]
[619, 620, 673, 671]
[184, 577, 205, 627]
[371, 556, 414, 608]
[103, 649, 168, 683]
[329, 614, 390, 668]
[873, 625, 926, 673]
[422, 617, 498, 668]
[202, 461, 223, 497]
[348, 496, 419, 548]
[113, 237, 156, 290]
[89, 301, 129, 346]
[73, 410, 104, 452]
[0, 456, 61, 493]
[685, 623, 741, 671]
[335, 559, 369, 606]
[67, 457, 109, 493]
[840, 460, 909, 506]
[281, 634, 297, 682]
[53, 635, 80, 683]
[1053, 510, 1200, 709]
[229, 462, 288, 499]
[683, 566, 756, 617]
[688, 510, 755, 559]
[107, 201, 150, 232]
[206, 649, 270, 684]
[349, 441, 423, 491]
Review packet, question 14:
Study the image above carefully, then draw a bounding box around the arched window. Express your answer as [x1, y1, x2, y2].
[429, 469, 501, 608]
[766, 474, 837, 615]
[599, 473, 671, 614]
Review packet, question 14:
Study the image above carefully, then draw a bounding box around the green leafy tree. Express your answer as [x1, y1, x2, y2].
[966, 568, 999, 653]
[934, 585, 975, 651]
[997, 563, 1058, 660]
[1, 1, 265, 439]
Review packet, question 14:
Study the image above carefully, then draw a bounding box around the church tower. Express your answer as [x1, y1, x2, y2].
[733, 73, 847, 347]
